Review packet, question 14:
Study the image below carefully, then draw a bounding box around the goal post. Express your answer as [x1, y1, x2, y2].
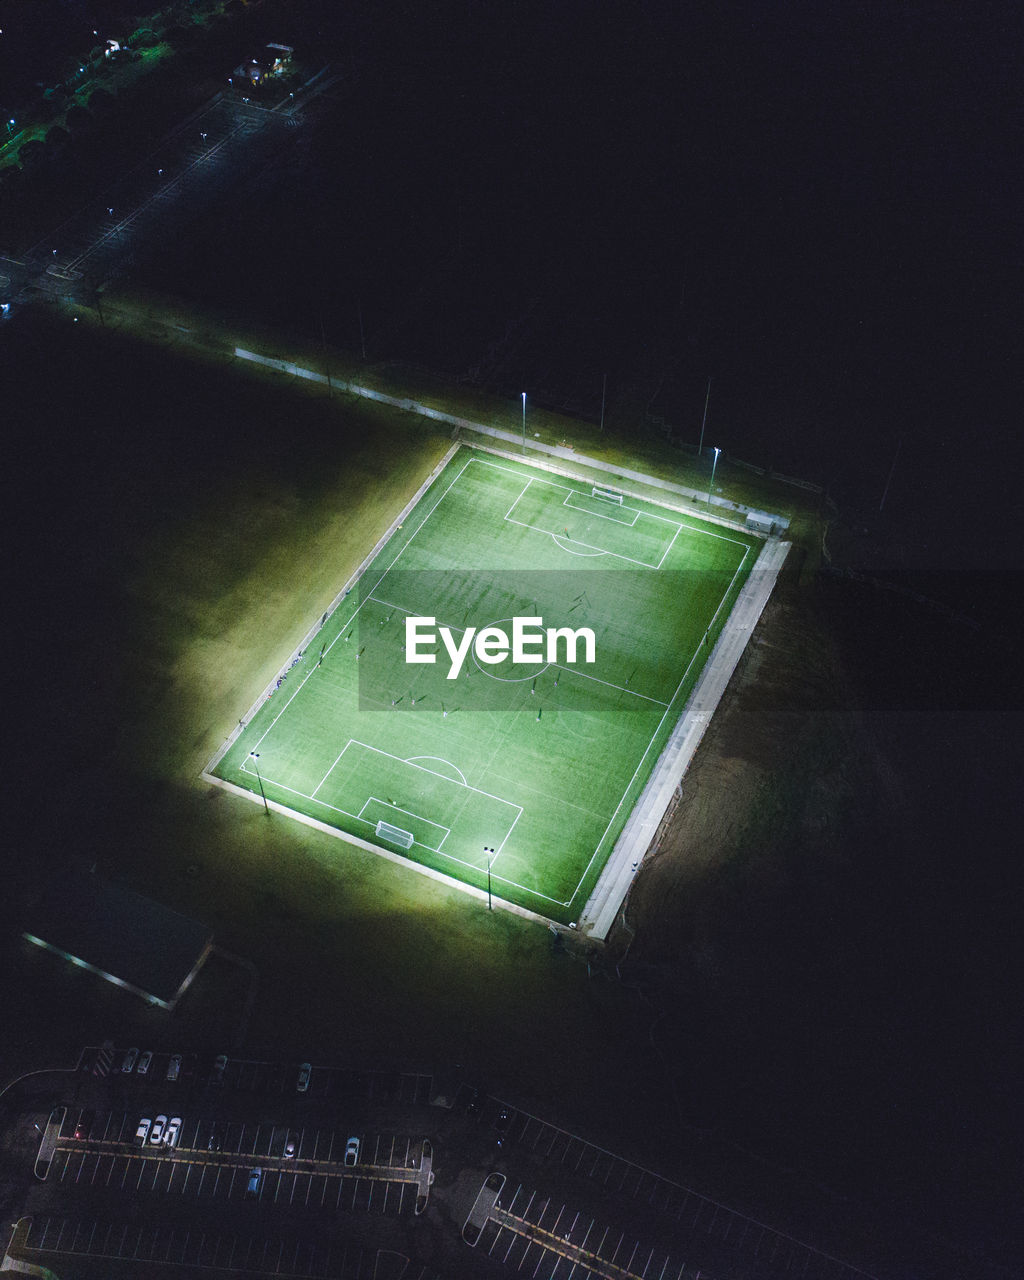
[375, 820, 414, 849]
[591, 486, 623, 504]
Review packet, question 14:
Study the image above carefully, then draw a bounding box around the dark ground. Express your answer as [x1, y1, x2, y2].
[3, 2, 1024, 1277]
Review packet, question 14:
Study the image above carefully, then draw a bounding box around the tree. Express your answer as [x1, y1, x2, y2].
[18, 139, 47, 169]
[45, 125, 72, 153]
[65, 105, 93, 134]
[88, 88, 115, 116]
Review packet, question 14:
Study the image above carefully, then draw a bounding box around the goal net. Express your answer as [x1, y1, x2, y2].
[375, 820, 414, 849]
[591, 486, 623, 504]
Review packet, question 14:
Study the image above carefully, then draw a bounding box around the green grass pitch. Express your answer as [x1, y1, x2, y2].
[212, 448, 759, 923]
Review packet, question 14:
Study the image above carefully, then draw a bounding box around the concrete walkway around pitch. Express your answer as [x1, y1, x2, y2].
[579, 537, 791, 940]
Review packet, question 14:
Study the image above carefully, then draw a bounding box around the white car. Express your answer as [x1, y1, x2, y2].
[136, 1050, 153, 1075]
[296, 1062, 311, 1093]
[149, 1115, 167, 1145]
[166, 1054, 182, 1082]
[284, 1132, 297, 1158]
[134, 1118, 152, 1146]
[344, 1136, 360, 1167]
[163, 1116, 182, 1149]
[121, 1048, 139, 1073]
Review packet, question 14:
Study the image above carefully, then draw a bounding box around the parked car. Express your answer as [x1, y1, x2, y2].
[166, 1054, 182, 1082]
[149, 1115, 167, 1145]
[246, 1167, 263, 1197]
[296, 1062, 311, 1093]
[121, 1048, 139, 1073]
[284, 1132, 297, 1158]
[136, 1050, 153, 1076]
[163, 1116, 182, 1149]
[212, 1053, 228, 1081]
[74, 1111, 93, 1140]
[344, 1136, 360, 1167]
[134, 1118, 152, 1146]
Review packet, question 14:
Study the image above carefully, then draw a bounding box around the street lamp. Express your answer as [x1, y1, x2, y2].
[484, 847, 495, 910]
[520, 393, 526, 455]
[250, 751, 269, 814]
[6, 119, 14, 138]
[707, 446, 721, 510]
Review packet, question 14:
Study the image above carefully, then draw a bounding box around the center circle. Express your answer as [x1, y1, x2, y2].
[470, 617, 553, 682]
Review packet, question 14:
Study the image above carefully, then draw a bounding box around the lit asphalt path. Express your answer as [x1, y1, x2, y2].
[580, 535, 791, 938]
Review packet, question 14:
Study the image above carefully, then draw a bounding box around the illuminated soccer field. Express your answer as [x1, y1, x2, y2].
[210, 448, 759, 923]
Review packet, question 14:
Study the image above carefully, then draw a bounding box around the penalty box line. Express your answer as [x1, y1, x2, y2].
[313, 739, 523, 858]
[358, 797, 451, 849]
[235, 765, 563, 906]
[478, 454, 751, 549]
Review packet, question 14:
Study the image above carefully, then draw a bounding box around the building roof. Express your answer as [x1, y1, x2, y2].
[23, 869, 213, 1009]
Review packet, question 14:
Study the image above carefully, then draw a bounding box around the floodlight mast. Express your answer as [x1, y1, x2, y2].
[484, 847, 495, 910]
[697, 377, 711, 456]
[250, 751, 269, 815]
[707, 446, 720, 510]
[521, 393, 526, 455]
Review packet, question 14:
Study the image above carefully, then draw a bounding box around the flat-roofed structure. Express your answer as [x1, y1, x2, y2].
[23, 869, 213, 1010]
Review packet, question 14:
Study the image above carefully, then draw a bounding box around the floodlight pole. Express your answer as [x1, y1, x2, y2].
[697, 376, 711, 457]
[879, 434, 903, 513]
[250, 752, 269, 815]
[484, 846, 495, 910]
[599, 372, 607, 432]
[521, 393, 526, 454]
[707, 446, 720, 510]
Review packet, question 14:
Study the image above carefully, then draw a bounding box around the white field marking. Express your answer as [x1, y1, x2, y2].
[235, 451, 753, 908]
[370, 593, 666, 706]
[314, 739, 522, 823]
[654, 521, 682, 571]
[504, 478, 533, 521]
[549, 661, 669, 707]
[358, 796, 450, 840]
[559, 541, 754, 906]
[474, 454, 750, 547]
[505, 513, 665, 570]
[244, 454, 488, 762]
[562, 490, 640, 527]
[549, 533, 606, 557]
[260, 771, 562, 902]
[405, 756, 469, 786]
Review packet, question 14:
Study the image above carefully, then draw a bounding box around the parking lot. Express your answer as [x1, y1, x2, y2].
[464, 1091, 875, 1280]
[478, 1184, 693, 1280]
[51, 1109, 423, 1219]
[17, 1214, 421, 1280]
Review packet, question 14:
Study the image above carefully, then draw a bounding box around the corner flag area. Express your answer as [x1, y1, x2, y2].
[207, 449, 762, 924]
